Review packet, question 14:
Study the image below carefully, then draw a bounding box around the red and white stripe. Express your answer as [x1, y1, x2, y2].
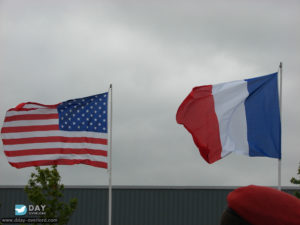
[1, 103, 108, 169]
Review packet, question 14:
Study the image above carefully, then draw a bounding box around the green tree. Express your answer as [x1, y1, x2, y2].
[24, 166, 77, 225]
[290, 163, 300, 199]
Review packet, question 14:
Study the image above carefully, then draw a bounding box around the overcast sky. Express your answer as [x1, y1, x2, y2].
[0, 0, 299, 187]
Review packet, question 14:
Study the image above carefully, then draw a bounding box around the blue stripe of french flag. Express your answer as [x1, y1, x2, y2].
[176, 73, 281, 164]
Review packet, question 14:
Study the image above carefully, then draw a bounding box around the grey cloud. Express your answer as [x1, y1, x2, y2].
[0, 0, 299, 187]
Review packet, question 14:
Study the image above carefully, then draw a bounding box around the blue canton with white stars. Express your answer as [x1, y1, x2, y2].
[57, 93, 108, 133]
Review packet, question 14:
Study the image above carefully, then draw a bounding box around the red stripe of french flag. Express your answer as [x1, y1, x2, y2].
[176, 85, 223, 163]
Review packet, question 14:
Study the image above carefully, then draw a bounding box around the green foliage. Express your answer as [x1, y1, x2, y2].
[290, 163, 300, 199]
[24, 166, 77, 225]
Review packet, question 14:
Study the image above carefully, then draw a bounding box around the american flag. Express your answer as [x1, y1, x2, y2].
[1, 93, 109, 169]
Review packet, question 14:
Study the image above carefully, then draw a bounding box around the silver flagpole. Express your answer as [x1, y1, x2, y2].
[278, 62, 283, 190]
[108, 84, 113, 225]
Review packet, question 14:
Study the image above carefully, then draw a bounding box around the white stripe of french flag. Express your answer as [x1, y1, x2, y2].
[176, 73, 281, 164]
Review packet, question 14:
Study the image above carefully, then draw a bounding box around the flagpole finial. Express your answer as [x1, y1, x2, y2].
[279, 62, 282, 68]
[110, 84, 112, 89]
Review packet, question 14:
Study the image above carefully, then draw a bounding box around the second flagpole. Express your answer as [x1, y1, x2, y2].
[108, 84, 113, 225]
[278, 62, 282, 190]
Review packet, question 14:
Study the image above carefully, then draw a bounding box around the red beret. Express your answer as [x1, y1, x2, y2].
[227, 185, 300, 225]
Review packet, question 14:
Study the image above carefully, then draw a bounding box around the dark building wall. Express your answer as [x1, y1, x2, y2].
[0, 186, 298, 225]
[111, 188, 231, 225]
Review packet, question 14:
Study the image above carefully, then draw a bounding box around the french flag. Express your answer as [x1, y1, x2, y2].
[176, 73, 281, 164]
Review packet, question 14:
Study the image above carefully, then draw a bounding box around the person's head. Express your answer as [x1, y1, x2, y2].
[220, 207, 251, 225]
